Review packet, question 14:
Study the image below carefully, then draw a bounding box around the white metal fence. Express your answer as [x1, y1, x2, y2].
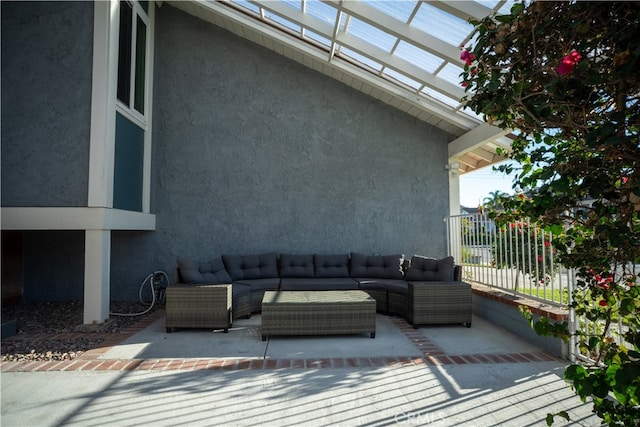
[446, 213, 635, 363]
[446, 213, 571, 306]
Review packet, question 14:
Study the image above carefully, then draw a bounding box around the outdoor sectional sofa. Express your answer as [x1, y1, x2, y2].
[170, 252, 472, 331]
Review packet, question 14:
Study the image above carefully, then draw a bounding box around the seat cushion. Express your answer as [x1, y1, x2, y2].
[356, 278, 405, 291]
[279, 277, 359, 291]
[233, 278, 281, 292]
[279, 254, 314, 278]
[222, 252, 278, 281]
[177, 257, 232, 284]
[405, 255, 455, 281]
[314, 254, 350, 278]
[386, 280, 409, 296]
[350, 253, 404, 279]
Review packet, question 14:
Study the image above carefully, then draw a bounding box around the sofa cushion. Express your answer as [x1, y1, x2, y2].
[222, 252, 278, 281]
[405, 255, 455, 281]
[356, 278, 405, 291]
[279, 277, 359, 291]
[279, 254, 314, 278]
[314, 254, 350, 278]
[350, 253, 404, 279]
[386, 280, 409, 296]
[177, 257, 232, 284]
[233, 278, 281, 292]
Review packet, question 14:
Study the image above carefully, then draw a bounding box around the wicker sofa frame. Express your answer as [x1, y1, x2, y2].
[165, 284, 232, 333]
[170, 252, 472, 332]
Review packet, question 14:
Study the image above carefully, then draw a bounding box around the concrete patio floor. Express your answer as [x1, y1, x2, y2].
[1, 312, 600, 426]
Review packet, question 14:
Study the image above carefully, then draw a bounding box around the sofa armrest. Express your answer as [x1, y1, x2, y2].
[407, 281, 471, 327]
[165, 284, 232, 332]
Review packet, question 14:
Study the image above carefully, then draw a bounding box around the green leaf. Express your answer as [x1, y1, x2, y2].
[545, 413, 554, 426]
[620, 298, 636, 315]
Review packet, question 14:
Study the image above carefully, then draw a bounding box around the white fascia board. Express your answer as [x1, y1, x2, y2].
[1, 207, 156, 231]
[448, 123, 511, 158]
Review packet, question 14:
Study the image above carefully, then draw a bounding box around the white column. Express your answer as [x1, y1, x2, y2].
[84, 230, 111, 324]
[447, 161, 462, 262]
[84, 0, 118, 325]
[448, 161, 461, 216]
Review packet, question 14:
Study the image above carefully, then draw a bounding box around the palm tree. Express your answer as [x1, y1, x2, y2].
[482, 190, 508, 209]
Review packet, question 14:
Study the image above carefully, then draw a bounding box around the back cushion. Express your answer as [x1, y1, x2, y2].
[177, 257, 232, 284]
[279, 254, 314, 278]
[349, 252, 404, 279]
[222, 252, 278, 281]
[314, 254, 350, 278]
[405, 255, 455, 281]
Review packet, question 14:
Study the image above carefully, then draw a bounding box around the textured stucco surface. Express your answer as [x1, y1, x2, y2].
[109, 5, 454, 300]
[1, 1, 93, 207]
[1, 3, 456, 302]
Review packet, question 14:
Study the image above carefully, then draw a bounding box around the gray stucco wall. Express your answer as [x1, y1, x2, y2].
[1, 1, 93, 207]
[109, 5, 454, 299]
[1, 2, 456, 302]
[473, 294, 568, 359]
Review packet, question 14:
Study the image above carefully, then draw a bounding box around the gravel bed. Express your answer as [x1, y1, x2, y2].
[1, 301, 160, 362]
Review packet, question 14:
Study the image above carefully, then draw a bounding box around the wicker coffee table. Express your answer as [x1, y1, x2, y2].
[261, 290, 376, 341]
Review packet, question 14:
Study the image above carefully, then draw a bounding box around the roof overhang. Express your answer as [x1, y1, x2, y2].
[166, 0, 513, 174]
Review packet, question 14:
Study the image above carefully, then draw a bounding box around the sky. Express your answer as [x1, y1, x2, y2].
[459, 160, 517, 208]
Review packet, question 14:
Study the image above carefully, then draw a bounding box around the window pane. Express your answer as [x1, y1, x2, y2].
[134, 15, 146, 114]
[117, 1, 133, 105]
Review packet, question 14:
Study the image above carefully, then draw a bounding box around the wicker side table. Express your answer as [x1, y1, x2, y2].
[165, 284, 232, 333]
[408, 281, 472, 328]
[261, 290, 376, 341]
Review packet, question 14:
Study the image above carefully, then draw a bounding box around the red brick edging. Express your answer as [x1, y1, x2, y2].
[1, 310, 558, 373]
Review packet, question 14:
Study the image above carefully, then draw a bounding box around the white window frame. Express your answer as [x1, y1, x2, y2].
[115, 0, 150, 131]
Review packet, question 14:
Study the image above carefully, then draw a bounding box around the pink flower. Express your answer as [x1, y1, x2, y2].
[460, 50, 475, 66]
[544, 240, 551, 247]
[622, 176, 629, 184]
[461, 81, 469, 88]
[557, 51, 582, 75]
[595, 274, 613, 289]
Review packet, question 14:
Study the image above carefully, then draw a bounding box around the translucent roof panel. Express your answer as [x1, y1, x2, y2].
[345, 16, 398, 53]
[394, 40, 443, 73]
[304, 1, 337, 26]
[340, 47, 384, 73]
[437, 62, 466, 84]
[383, 67, 422, 90]
[267, 13, 301, 33]
[367, 1, 417, 23]
[411, 3, 473, 47]
[229, 0, 260, 15]
[304, 29, 332, 48]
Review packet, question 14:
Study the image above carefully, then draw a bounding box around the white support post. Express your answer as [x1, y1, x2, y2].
[447, 160, 461, 216]
[447, 160, 463, 264]
[84, 230, 111, 325]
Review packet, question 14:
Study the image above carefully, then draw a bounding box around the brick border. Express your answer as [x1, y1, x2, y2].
[471, 283, 569, 321]
[1, 309, 558, 372]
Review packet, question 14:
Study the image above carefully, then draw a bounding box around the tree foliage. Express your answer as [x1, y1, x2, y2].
[460, 2, 640, 425]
